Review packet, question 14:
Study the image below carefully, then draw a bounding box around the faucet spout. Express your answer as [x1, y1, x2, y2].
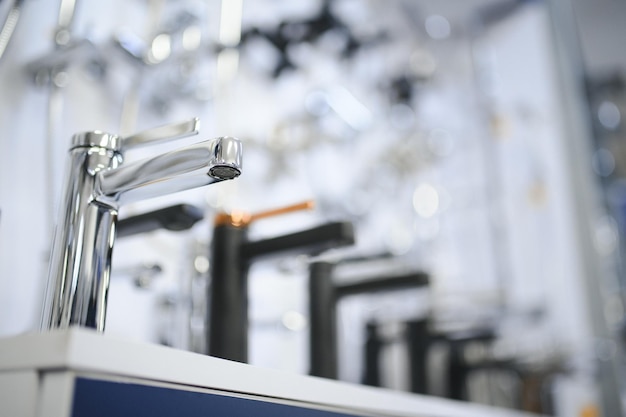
[96, 136, 242, 206]
[41, 124, 242, 332]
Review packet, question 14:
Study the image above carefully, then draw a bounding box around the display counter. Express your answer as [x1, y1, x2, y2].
[0, 328, 539, 417]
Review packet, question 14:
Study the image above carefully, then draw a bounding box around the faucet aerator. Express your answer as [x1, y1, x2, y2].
[209, 165, 241, 180]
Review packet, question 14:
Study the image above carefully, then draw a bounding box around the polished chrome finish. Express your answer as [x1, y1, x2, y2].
[41, 120, 242, 331]
[41, 145, 122, 331]
[96, 137, 241, 206]
[71, 118, 200, 151]
[122, 118, 200, 149]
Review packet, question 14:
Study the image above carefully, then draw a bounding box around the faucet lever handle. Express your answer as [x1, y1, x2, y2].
[215, 200, 315, 227]
[122, 117, 200, 150]
[249, 200, 315, 223]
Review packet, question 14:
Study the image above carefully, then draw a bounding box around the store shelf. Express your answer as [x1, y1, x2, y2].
[0, 328, 539, 417]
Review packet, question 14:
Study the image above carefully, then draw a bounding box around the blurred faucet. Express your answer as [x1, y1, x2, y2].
[41, 118, 242, 332]
[308, 257, 429, 380]
[116, 203, 204, 239]
[208, 201, 355, 362]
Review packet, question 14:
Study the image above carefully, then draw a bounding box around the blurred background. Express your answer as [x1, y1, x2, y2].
[1, 0, 625, 415]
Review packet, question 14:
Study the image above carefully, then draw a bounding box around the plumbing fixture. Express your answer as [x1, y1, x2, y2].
[404, 319, 496, 397]
[308, 259, 429, 380]
[41, 118, 242, 332]
[404, 319, 563, 411]
[117, 203, 204, 238]
[207, 201, 355, 363]
[239, 0, 380, 78]
[113, 6, 213, 126]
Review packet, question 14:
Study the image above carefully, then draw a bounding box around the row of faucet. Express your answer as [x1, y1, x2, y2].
[112, 199, 560, 413]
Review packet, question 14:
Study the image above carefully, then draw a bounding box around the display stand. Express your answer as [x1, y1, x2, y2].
[0, 328, 539, 417]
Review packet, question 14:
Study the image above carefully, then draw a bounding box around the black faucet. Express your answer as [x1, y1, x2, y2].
[405, 320, 497, 397]
[207, 201, 355, 363]
[360, 316, 499, 396]
[117, 204, 204, 238]
[308, 256, 429, 380]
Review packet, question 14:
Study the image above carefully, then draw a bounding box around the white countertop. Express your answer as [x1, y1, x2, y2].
[0, 328, 539, 417]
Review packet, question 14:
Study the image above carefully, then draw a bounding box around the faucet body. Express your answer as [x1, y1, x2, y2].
[308, 260, 429, 380]
[208, 219, 354, 363]
[42, 138, 121, 331]
[41, 121, 242, 331]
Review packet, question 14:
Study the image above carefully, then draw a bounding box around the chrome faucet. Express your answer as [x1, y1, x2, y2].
[40, 118, 242, 332]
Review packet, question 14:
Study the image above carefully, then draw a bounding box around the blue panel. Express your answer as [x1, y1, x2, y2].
[71, 377, 369, 417]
